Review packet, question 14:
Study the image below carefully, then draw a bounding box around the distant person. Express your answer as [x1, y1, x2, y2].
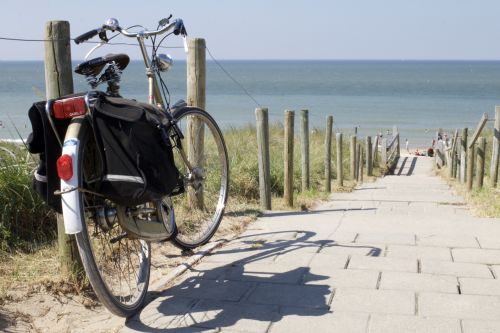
[405, 139, 409, 153]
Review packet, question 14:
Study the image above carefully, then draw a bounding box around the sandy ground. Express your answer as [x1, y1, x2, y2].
[0, 241, 185, 333]
[0, 212, 254, 333]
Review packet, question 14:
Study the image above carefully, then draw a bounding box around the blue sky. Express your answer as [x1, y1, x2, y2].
[1, 0, 499, 60]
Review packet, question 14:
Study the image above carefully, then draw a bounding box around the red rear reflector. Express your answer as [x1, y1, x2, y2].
[53, 97, 87, 119]
[57, 154, 73, 181]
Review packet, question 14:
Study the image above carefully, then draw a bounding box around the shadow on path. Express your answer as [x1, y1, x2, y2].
[125, 231, 381, 332]
[395, 156, 417, 176]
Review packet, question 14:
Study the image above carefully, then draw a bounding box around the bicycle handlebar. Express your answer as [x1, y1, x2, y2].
[74, 28, 102, 44]
[74, 17, 187, 45]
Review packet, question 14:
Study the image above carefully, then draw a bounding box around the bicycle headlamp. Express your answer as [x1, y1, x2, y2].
[155, 54, 173, 72]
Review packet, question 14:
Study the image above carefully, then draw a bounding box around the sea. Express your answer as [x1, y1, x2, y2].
[1, 60, 500, 147]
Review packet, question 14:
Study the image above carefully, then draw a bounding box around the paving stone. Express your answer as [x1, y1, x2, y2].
[185, 261, 234, 280]
[356, 232, 416, 245]
[303, 268, 379, 289]
[328, 231, 358, 243]
[308, 253, 349, 271]
[461, 319, 500, 333]
[369, 314, 461, 333]
[476, 237, 500, 250]
[330, 288, 415, 315]
[452, 248, 500, 265]
[170, 300, 279, 332]
[245, 283, 331, 309]
[379, 271, 458, 293]
[420, 259, 493, 278]
[459, 277, 500, 296]
[269, 309, 368, 333]
[320, 242, 384, 257]
[221, 262, 308, 284]
[203, 243, 278, 265]
[273, 245, 320, 266]
[347, 255, 417, 273]
[491, 265, 500, 278]
[386, 245, 452, 261]
[419, 292, 500, 320]
[417, 234, 479, 248]
[163, 278, 254, 302]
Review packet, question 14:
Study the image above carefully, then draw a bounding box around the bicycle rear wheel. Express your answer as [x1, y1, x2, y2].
[69, 118, 151, 317]
[170, 107, 229, 249]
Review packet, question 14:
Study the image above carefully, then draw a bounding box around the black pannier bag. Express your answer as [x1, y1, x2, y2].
[27, 98, 74, 213]
[91, 93, 183, 206]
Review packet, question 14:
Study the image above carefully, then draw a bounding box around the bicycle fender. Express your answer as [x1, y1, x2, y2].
[60, 121, 84, 234]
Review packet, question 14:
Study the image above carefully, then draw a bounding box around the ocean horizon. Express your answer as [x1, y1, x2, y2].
[0, 59, 499, 147]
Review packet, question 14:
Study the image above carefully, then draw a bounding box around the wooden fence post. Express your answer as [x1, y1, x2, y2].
[466, 145, 475, 191]
[449, 130, 458, 179]
[255, 107, 271, 210]
[301, 109, 310, 191]
[366, 136, 373, 176]
[393, 126, 400, 157]
[460, 128, 468, 183]
[357, 143, 363, 183]
[491, 107, 500, 187]
[324, 116, 333, 192]
[187, 38, 206, 108]
[476, 137, 486, 189]
[44, 20, 81, 276]
[380, 138, 388, 169]
[336, 133, 343, 187]
[284, 110, 295, 207]
[187, 38, 207, 209]
[350, 135, 357, 180]
[372, 135, 379, 169]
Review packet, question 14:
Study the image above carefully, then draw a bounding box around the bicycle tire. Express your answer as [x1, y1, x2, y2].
[169, 107, 229, 249]
[69, 117, 151, 317]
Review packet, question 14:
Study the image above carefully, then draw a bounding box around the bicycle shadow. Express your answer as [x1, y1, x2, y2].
[125, 230, 381, 332]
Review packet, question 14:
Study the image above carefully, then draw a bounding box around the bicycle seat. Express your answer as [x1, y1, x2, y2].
[75, 53, 130, 77]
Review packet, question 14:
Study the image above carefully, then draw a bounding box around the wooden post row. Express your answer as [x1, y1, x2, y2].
[255, 108, 271, 210]
[325, 116, 333, 192]
[301, 110, 310, 192]
[336, 133, 344, 187]
[284, 110, 294, 207]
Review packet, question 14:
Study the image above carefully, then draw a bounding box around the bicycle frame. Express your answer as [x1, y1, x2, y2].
[136, 35, 164, 107]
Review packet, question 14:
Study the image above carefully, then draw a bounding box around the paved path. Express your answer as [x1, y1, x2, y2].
[122, 155, 500, 333]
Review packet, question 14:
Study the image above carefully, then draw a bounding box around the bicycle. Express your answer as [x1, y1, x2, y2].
[29, 16, 229, 317]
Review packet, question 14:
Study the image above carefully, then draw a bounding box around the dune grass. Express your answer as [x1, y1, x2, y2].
[0, 124, 378, 300]
[0, 144, 55, 253]
[437, 129, 500, 217]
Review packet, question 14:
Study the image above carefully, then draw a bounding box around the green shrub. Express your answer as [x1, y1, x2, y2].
[0, 144, 55, 252]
